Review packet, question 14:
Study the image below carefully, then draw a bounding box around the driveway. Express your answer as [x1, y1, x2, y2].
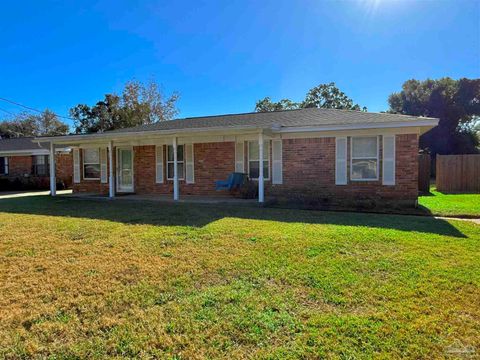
[0, 189, 72, 199]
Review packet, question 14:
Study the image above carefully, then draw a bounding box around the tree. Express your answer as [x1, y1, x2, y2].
[302, 83, 364, 110]
[255, 97, 300, 112]
[255, 82, 365, 112]
[388, 78, 480, 155]
[0, 110, 69, 138]
[70, 79, 180, 134]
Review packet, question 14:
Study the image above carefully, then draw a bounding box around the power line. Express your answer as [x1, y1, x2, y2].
[0, 96, 75, 121]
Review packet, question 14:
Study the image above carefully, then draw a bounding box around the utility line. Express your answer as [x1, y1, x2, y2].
[0, 96, 75, 121]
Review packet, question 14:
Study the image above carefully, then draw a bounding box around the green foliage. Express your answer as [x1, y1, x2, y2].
[302, 82, 365, 110]
[388, 78, 480, 155]
[255, 82, 366, 112]
[419, 187, 480, 217]
[255, 97, 300, 112]
[0, 109, 69, 138]
[70, 79, 179, 134]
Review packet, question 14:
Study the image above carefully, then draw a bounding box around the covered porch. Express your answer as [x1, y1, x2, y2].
[40, 127, 283, 203]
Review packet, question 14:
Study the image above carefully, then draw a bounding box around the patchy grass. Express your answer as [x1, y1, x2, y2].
[0, 197, 479, 359]
[419, 187, 480, 217]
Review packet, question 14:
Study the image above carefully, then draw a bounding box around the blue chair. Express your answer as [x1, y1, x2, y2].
[215, 172, 246, 191]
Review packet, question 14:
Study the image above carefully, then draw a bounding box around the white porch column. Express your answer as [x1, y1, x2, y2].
[173, 136, 179, 201]
[108, 140, 115, 198]
[49, 142, 56, 196]
[258, 132, 264, 203]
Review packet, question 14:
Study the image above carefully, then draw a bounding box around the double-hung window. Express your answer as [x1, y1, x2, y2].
[83, 148, 101, 180]
[248, 141, 269, 180]
[33, 155, 49, 176]
[351, 136, 379, 181]
[0, 157, 8, 175]
[167, 144, 184, 180]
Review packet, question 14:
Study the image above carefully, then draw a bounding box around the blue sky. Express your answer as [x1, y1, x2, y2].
[1, 0, 478, 127]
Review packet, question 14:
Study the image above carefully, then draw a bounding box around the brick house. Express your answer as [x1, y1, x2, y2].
[0, 137, 73, 190]
[36, 108, 438, 206]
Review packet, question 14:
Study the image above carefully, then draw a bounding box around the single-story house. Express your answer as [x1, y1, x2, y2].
[35, 108, 438, 206]
[0, 137, 72, 190]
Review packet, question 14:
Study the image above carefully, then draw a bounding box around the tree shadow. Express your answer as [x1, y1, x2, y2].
[0, 196, 467, 238]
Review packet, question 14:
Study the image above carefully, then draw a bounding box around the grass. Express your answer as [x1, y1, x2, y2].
[419, 187, 480, 217]
[0, 197, 479, 359]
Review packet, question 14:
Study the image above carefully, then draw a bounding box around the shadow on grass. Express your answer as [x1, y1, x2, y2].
[0, 196, 467, 238]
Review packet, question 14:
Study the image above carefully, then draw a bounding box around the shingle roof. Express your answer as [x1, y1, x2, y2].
[0, 137, 48, 152]
[108, 107, 437, 134]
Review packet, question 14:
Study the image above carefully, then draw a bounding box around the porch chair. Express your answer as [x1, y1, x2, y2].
[215, 172, 246, 191]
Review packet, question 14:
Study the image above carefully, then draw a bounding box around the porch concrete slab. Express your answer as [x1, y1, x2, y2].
[0, 189, 72, 200]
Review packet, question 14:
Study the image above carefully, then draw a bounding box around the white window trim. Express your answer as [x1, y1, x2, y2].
[83, 148, 101, 180]
[247, 140, 270, 181]
[350, 136, 379, 182]
[167, 144, 185, 181]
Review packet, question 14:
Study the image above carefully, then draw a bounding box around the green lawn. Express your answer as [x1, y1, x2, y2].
[0, 197, 479, 359]
[419, 187, 480, 217]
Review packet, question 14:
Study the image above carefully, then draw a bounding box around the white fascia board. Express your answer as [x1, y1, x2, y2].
[0, 149, 50, 156]
[33, 125, 264, 144]
[277, 119, 439, 133]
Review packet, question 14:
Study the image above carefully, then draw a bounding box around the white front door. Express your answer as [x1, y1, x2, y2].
[117, 147, 134, 192]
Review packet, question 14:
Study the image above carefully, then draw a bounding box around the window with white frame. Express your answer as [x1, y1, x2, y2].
[83, 148, 101, 180]
[167, 144, 184, 180]
[248, 140, 269, 180]
[32, 155, 49, 176]
[350, 136, 379, 181]
[0, 157, 8, 175]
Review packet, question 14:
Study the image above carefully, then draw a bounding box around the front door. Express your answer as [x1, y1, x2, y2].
[117, 148, 134, 192]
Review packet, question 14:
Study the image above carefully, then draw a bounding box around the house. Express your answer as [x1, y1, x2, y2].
[34, 108, 438, 206]
[0, 137, 72, 190]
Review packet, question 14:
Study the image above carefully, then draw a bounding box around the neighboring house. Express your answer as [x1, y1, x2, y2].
[0, 137, 72, 190]
[35, 108, 438, 206]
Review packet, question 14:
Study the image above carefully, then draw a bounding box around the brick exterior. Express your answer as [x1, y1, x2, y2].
[0, 153, 73, 189]
[269, 134, 419, 206]
[72, 134, 419, 206]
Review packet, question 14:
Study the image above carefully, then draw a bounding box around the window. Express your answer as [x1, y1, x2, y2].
[350, 136, 379, 181]
[248, 141, 269, 180]
[0, 157, 8, 175]
[32, 155, 49, 176]
[83, 148, 101, 180]
[167, 144, 184, 180]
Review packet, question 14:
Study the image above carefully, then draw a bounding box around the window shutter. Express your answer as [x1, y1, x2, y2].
[335, 137, 347, 185]
[73, 149, 80, 183]
[272, 139, 283, 184]
[156, 145, 164, 184]
[383, 135, 395, 185]
[185, 143, 194, 184]
[5, 157, 8, 175]
[235, 142, 244, 173]
[100, 148, 108, 183]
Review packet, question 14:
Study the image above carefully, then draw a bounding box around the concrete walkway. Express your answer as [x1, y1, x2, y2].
[0, 189, 72, 199]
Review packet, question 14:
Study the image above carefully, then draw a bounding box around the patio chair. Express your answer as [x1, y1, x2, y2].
[215, 172, 246, 191]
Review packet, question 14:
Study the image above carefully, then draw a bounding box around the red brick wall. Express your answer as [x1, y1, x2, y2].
[7, 156, 33, 177]
[0, 153, 73, 189]
[134, 142, 235, 195]
[56, 153, 73, 188]
[269, 134, 419, 204]
[71, 135, 419, 204]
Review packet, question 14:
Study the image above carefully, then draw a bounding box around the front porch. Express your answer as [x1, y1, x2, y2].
[44, 130, 278, 203]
